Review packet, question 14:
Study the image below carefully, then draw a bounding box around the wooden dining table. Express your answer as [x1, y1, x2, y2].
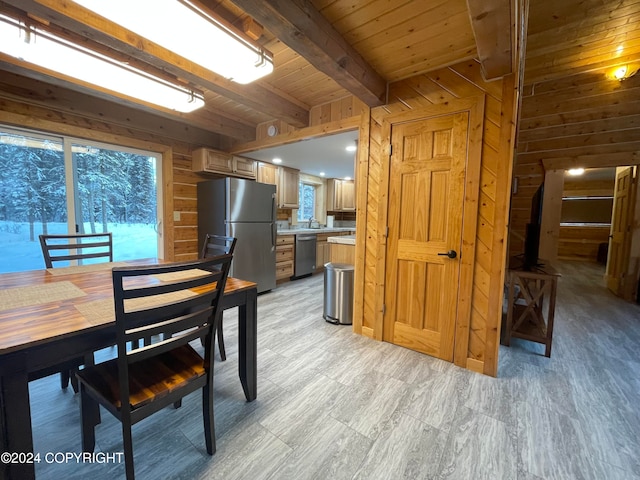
[0, 259, 258, 480]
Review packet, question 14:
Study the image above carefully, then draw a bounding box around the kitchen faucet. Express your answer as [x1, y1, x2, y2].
[307, 216, 317, 228]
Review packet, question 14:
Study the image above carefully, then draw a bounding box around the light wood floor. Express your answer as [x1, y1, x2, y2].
[28, 261, 640, 479]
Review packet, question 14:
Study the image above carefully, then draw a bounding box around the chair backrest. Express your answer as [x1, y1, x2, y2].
[112, 255, 233, 411]
[201, 234, 237, 258]
[39, 233, 113, 268]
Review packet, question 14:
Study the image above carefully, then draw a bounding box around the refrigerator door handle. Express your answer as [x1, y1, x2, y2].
[271, 193, 277, 251]
[271, 223, 276, 252]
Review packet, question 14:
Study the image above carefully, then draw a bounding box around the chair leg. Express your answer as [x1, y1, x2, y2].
[80, 384, 99, 453]
[216, 314, 226, 361]
[173, 399, 182, 409]
[60, 370, 70, 389]
[122, 421, 135, 480]
[70, 369, 79, 394]
[202, 385, 216, 455]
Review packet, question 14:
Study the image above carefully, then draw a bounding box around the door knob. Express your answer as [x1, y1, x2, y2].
[437, 250, 457, 259]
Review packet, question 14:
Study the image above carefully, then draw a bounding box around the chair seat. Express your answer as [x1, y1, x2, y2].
[77, 344, 205, 410]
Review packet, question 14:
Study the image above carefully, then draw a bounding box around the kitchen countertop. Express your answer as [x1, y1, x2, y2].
[277, 227, 355, 235]
[327, 234, 356, 245]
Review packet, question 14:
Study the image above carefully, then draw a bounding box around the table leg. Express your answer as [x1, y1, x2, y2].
[238, 288, 257, 402]
[0, 371, 35, 480]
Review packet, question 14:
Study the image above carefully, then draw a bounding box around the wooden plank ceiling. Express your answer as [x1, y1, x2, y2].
[524, 0, 640, 84]
[0, 0, 514, 146]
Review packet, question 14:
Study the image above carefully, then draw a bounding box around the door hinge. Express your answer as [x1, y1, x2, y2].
[382, 304, 386, 315]
[388, 144, 393, 156]
[384, 226, 389, 238]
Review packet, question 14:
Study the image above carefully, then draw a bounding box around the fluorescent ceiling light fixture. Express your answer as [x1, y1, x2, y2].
[0, 15, 204, 113]
[344, 176, 352, 181]
[72, 0, 274, 84]
[272, 158, 282, 164]
[567, 168, 585, 176]
[345, 144, 357, 152]
[319, 172, 325, 177]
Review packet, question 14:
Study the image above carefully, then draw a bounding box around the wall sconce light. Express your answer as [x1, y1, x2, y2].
[0, 14, 205, 113]
[72, 0, 274, 84]
[610, 64, 639, 81]
[567, 168, 585, 176]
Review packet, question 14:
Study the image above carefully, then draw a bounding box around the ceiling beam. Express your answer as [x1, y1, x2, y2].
[466, 0, 514, 80]
[227, 0, 387, 107]
[2, 0, 309, 128]
[231, 116, 360, 154]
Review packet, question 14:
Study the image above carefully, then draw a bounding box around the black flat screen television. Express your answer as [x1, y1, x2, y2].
[523, 183, 544, 270]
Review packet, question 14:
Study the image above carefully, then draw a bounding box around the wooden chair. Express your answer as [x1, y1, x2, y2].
[76, 255, 233, 480]
[39, 232, 113, 268]
[201, 234, 237, 361]
[37, 232, 113, 391]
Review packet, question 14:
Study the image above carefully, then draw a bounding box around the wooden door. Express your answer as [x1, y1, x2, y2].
[384, 112, 469, 361]
[606, 167, 635, 295]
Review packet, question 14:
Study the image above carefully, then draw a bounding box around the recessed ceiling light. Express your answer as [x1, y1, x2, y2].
[272, 158, 282, 164]
[567, 168, 585, 176]
[344, 176, 352, 181]
[319, 172, 325, 177]
[345, 145, 357, 152]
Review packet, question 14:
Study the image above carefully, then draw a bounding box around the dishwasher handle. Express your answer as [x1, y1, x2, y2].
[297, 235, 317, 241]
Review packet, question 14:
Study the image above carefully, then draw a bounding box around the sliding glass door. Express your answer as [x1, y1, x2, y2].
[0, 126, 162, 273]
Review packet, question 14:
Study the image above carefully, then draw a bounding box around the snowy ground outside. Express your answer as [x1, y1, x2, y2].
[0, 221, 157, 273]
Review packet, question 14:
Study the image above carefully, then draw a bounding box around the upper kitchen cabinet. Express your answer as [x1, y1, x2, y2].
[192, 148, 257, 180]
[278, 166, 300, 209]
[257, 162, 299, 209]
[327, 179, 355, 212]
[257, 162, 278, 186]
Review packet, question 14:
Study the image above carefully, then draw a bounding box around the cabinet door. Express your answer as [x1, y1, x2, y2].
[233, 156, 256, 179]
[341, 181, 356, 211]
[279, 167, 300, 209]
[192, 148, 233, 174]
[258, 162, 277, 185]
[326, 179, 341, 211]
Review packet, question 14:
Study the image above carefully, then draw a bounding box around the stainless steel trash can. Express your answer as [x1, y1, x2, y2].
[323, 262, 354, 325]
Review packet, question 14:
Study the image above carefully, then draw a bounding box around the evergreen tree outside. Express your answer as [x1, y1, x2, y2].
[0, 129, 159, 273]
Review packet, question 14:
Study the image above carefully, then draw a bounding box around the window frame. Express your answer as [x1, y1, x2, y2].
[0, 124, 164, 271]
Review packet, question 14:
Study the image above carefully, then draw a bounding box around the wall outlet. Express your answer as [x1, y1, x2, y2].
[173, 211, 181, 222]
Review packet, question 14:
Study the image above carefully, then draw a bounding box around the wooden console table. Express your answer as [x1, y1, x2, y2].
[503, 259, 560, 357]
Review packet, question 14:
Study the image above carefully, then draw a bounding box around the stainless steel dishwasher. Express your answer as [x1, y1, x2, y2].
[293, 234, 317, 278]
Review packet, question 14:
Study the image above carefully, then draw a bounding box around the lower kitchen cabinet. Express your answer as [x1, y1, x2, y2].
[276, 235, 294, 280]
[316, 233, 332, 271]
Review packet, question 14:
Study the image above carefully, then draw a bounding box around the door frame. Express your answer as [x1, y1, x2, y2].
[377, 96, 485, 367]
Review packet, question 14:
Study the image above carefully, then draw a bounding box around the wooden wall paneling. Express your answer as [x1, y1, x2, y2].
[512, 66, 640, 258]
[374, 116, 392, 341]
[558, 226, 610, 261]
[451, 96, 485, 369]
[482, 73, 518, 377]
[172, 152, 202, 261]
[353, 104, 371, 335]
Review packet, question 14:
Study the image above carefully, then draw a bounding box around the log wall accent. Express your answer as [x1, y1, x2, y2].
[353, 59, 518, 376]
[558, 226, 610, 262]
[510, 66, 640, 257]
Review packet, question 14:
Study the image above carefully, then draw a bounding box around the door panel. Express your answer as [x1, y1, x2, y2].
[384, 113, 469, 361]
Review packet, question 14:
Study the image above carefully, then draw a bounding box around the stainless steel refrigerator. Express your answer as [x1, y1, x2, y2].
[197, 178, 276, 293]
